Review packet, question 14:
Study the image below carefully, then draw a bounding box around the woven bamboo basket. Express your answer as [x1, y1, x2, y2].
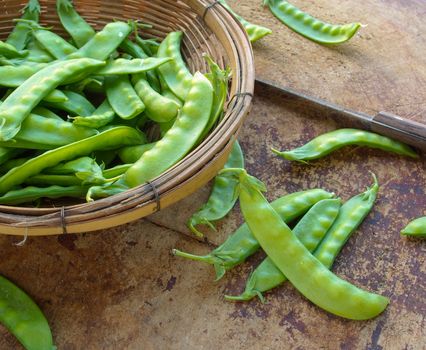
[0, 0, 254, 236]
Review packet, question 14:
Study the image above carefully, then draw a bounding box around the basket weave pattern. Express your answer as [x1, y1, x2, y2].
[0, 0, 254, 235]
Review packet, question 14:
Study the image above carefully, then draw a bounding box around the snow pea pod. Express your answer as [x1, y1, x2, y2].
[174, 189, 334, 280]
[227, 168, 388, 320]
[0, 62, 46, 87]
[25, 38, 54, 63]
[25, 174, 81, 187]
[272, 129, 418, 162]
[71, 99, 115, 128]
[95, 57, 172, 75]
[401, 216, 426, 238]
[225, 198, 341, 302]
[314, 175, 379, 269]
[102, 164, 132, 179]
[0, 126, 144, 194]
[132, 74, 180, 123]
[188, 141, 244, 237]
[0, 41, 28, 59]
[118, 142, 156, 164]
[0, 185, 89, 205]
[32, 106, 63, 121]
[0, 275, 54, 349]
[218, 0, 272, 42]
[6, 0, 40, 50]
[57, 0, 96, 48]
[0, 58, 104, 141]
[157, 31, 193, 100]
[44, 90, 96, 116]
[264, 0, 362, 45]
[106, 75, 145, 120]
[68, 21, 131, 60]
[121, 72, 213, 187]
[43, 89, 68, 103]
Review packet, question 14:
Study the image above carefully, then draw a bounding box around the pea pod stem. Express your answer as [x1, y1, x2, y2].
[229, 168, 388, 320]
[401, 216, 426, 238]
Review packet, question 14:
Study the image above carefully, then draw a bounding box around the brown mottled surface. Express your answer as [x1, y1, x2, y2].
[0, 0, 425, 349]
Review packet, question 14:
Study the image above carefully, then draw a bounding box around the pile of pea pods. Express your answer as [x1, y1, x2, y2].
[0, 0, 230, 205]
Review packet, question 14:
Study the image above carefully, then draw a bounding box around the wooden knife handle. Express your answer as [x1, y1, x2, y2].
[371, 112, 426, 152]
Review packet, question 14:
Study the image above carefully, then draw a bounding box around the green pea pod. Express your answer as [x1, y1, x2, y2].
[102, 164, 132, 179]
[132, 73, 180, 123]
[0, 126, 145, 194]
[0, 148, 22, 166]
[56, 0, 96, 48]
[0, 63, 47, 87]
[0, 157, 30, 175]
[26, 38, 54, 63]
[188, 141, 244, 237]
[106, 75, 145, 120]
[0, 41, 28, 59]
[0, 58, 104, 141]
[68, 21, 131, 60]
[43, 89, 69, 103]
[0, 185, 89, 205]
[314, 174, 379, 269]
[225, 198, 341, 302]
[157, 31, 193, 100]
[218, 0, 272, 42]
[6, 0, 41, 50]
[272, 129, 418, 162]
[174, 188, 334, 280]
[401, 216, 426, 238]
[121, 72, 213, 187]
[95, 57, 172, 75]
[25, 174, 82, 187]
[118, 142, 156, 164]
[228, 168, 389, 320]
[44, 90, 96, 116]
[71, 99, 116, 128]
[32, 106, 63, 121]
[264, 0, 362, 45]
[0, 275, 54, 349]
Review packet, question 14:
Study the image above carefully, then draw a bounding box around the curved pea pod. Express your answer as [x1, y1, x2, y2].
[0, 185, 89, 205]
[272, 128, 418, 162]
[120, 72, 213, 187]
[0, 41, 28, 59]
[0, 126, 145, 194]
[95, 57, 172, 75]
[173, 188, 334, 280]
[44, 90, 96, 117]
[0, 275, 54, 349]
[26, 38, 54, 63]
[118, 142, 156, 164]
[103, 164, 132, 179]
[218, 0, 272, 42]
[71, 99, 116, 128]
[188, 141, 244, 237]
[68, 21, 132, 60]
[0, 63, 47, 87]
[264, 0, 362, 45]
[229, 168, 389, 320]
[0, 58, 104, 141]
[11, 113, 98, 148]
[25, 174, 83, 187]
[43, 89, 69, 103]
[401, 216, 426, 238]
[57, 0, 96, 48]
[132, 73, 180, 123]
[314, 174, 379, 269]
[198, 55, 231, 141]
[157, 31, 193, 100]
[6, 0, 41, 50]
[32, 106, 63, 121]
[225, 198, 341, 302]
[106, 75, 145, 120]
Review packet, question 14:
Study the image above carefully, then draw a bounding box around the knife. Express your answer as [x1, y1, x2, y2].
[255, 78, 426, 152]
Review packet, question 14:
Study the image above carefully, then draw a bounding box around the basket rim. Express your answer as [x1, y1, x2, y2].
[0, 0, 255, 235]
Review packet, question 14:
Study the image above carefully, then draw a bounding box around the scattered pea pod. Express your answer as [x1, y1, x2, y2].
[0, 58, 104, 141]
[218, 0, 272, 43]
[226, 168, 388, 320]
[225, 198, 341, 302]
[264, 0, 362, 45]
[174, 189, 334, 280]
[188, 141, 244, 237]
[6, 0, 40, 50]
[56, 0, 96, 48]
[0, 126, 145, 194]
[272, 129, 418, 162]
[0, 275, 54, 349]
[401, 216, 426, 238]
[314, 174, 379, 269]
